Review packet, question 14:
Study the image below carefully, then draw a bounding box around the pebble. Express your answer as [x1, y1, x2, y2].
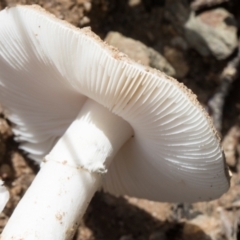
[163, 46, 189, 78]
[79, 16, 90, 26]
[191, 0, 229, 11]
[185, 8, 238, 59]
[165, 1, 238, 59]
[83, 2, 92, 12]
[222, 125, 240, 168]
[149, 231, 167, 240]
[119, 235, 134, 240]
[128, 0, 141, 7]
[0, 164, 13, 180]
[105, 31, 176, 76]
[183, 215, 221, 240]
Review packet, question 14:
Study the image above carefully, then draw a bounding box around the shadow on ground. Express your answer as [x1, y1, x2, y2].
[78, 192, 212, 240]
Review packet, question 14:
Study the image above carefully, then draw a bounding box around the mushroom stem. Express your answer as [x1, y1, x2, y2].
[2, 161, 101, 240]
[2, 99, 133, 240]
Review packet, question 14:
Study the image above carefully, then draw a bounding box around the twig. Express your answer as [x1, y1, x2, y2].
[208, 40, 240, 134]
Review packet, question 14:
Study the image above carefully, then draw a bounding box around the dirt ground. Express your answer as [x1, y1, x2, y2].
[0, 0, 240, 239]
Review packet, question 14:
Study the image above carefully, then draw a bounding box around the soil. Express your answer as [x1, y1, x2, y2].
[0, 0, 240, 239]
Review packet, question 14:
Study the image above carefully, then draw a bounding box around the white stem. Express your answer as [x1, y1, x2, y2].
[2, 161, 100, 240]
[2, 99, 133, 240]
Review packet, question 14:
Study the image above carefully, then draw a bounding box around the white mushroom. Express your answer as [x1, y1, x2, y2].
[0, 5, 230, 240]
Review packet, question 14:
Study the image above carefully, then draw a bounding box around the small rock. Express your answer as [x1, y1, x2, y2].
[83, 2, 92, 12]
[105, 31, 176, 76]
[165, 1, 238, 59]
[183, 215, 221, 240]
[184, 8, 238, 59]
[147, 48, 175, 76]
[0, 164, 13, 180]
[79, 16, 90, 26]
[105, 32, 150, 65]
[222, 125, 240, 168]
[10, 185, 23, 198]
[119, 235, 134, 240]
[191, 0, 229, 11]
[128, 0, 141, 7]
[217, 206, 240, 240]
[149, 231, 167, 240]
[11, 152, 34, 177]
[163, 46, 189, 78]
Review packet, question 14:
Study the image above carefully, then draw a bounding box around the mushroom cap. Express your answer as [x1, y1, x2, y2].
[0, 5, 230, 202]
